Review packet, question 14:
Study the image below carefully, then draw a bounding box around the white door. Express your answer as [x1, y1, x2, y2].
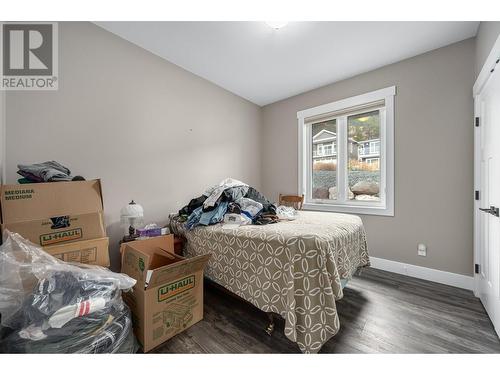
[476, 65, 500, 336]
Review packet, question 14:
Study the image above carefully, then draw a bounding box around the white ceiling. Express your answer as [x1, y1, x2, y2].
[96, 22, 479, 106]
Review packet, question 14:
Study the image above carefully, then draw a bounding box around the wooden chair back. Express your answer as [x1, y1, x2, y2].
[278, 194, 304, 210]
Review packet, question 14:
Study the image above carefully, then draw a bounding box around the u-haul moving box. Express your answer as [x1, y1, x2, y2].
[0, 179, 105, 246]
[120, 235, 210, 352]
[0, 179, 109, 267]
[44, 237, 110, 267]
[2, 211, 105, 246]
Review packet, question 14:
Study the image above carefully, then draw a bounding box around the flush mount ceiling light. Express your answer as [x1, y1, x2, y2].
[265, 21, 288, 30]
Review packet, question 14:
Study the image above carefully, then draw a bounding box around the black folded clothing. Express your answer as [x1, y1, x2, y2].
[179, 195, 207, 216]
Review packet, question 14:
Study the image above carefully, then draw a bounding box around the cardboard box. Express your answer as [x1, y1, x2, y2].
[0, 180, 103, 224]
[0, 180, 106, 246]
[120, 235, 210, 352]
[44, 237, 110, 267]
[1, 211, 105, 246]
[0, 180, 104, 223]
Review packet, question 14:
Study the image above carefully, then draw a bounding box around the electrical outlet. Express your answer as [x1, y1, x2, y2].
[418, 243, 427, 257]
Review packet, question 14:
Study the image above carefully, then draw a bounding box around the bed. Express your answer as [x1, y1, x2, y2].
[170, 210, 369, 353]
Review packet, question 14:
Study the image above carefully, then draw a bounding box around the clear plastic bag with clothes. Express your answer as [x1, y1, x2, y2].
[0, 230, 138, 353]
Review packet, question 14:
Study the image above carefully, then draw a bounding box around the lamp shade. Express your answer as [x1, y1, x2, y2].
[120, 200, 144, 225]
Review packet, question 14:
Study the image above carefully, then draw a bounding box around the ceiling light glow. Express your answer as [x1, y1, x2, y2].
[265, 21, 288, 30]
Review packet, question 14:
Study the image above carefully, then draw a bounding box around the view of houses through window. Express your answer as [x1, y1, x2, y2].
[311, 110, 381, 202]
[312, 119, 337, 199]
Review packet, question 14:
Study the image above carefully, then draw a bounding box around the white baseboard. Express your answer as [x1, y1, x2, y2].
[369, 256, 474, 291]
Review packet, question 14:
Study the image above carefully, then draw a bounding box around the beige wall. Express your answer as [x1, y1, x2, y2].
[262, 38, 475, 276]
[475, 21, 500, 78]
[5, 22, 262, 270]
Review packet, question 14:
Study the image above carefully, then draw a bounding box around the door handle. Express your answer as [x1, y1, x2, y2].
[479, 206, 500, 217]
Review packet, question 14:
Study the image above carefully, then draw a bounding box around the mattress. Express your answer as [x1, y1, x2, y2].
[170, 210, 369, 353]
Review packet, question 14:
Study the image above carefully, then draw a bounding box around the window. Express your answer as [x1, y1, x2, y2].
[324, 144, 332, 155]
[298, 86, 395, 216]
[368, 140, 380, 155]
[317, 144, 324, 156]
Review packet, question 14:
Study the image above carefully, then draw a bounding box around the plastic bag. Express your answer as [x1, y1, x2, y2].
[0, 230, 138, 353]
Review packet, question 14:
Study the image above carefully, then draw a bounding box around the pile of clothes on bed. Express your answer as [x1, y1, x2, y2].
[178, 178, 279, 229]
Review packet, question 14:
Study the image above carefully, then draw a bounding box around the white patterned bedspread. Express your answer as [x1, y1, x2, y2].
[170, 210, 369, 353]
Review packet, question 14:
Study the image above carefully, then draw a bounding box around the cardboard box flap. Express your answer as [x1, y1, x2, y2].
[1, 179, 104, 224]
[147, 253, 211, 289]
[120, 235, 175, 285]
[119, 235, 211, 289]
[121, 244, 150, 285]
[120, 235, 174, 255]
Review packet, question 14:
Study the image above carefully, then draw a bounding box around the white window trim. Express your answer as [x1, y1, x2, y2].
[297, 86, 395, 216]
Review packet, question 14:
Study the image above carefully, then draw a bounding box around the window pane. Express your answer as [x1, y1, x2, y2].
[312, 119, 337, 200]
[347, 110, 381, 202]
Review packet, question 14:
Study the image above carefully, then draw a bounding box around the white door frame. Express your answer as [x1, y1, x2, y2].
[473, 34, 500, 298]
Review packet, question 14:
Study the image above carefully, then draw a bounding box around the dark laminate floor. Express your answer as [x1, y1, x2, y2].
[152, 267, 500, 353]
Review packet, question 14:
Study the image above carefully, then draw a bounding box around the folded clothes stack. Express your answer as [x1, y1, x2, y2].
[16, 160, 85, 184]
[178, 178, 279, 229]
